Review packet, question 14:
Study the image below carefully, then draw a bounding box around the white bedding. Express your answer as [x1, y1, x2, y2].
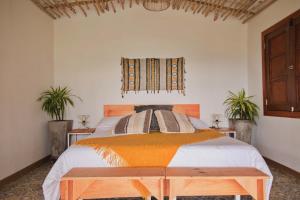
[43, 128, 273, 200]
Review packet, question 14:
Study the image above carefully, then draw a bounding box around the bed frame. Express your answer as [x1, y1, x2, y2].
[104, 104, 200, 118]
[60, 104, 269, 200]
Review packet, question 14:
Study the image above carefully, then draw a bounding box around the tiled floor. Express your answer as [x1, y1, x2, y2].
[0, 160, 299, 200]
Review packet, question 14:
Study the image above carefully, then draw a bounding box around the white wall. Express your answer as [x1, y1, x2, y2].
[54, 7, 247, 128]
[0, 0, 297, 180]
[0, 0, 53, 179]
[247, 0, 300, 172]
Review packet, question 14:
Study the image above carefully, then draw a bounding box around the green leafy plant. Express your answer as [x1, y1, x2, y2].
[37, 86, 81, 121]
[224, 89, 259, 123]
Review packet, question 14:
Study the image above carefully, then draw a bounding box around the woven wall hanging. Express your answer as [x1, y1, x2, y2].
[121, 57, 186, 97]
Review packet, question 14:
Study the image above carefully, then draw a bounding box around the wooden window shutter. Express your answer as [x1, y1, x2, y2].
[264, 22, 291, 112]
[292, 15, 300, 112]
[262, 9, 300, 118]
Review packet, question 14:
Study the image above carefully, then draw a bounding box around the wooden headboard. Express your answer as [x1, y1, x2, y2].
[104, 104, 200, 118]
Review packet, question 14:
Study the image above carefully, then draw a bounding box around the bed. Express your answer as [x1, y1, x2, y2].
[43, 104, 273, 200]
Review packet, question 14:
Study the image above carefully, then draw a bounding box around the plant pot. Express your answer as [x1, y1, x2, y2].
[48, 120, 73, 159]
[229, 119, 253, 144]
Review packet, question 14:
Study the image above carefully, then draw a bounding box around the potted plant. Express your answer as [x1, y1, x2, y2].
[38, 86, 81, 159]
[223, 89, 259, 144]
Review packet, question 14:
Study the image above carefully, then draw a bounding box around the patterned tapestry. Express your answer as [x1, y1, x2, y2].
[121, 57, 185, 97]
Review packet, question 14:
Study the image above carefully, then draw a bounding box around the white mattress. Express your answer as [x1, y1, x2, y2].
[43, 129, 273, 200]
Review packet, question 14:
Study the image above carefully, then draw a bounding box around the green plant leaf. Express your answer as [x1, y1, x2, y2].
[223, 89, 259, 123]
[37, 86, 81, 120]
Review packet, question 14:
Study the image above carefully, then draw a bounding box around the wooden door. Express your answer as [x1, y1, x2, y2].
[264, 22, 291, 112]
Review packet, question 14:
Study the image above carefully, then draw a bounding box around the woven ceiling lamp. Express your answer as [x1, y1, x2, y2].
[143, 0, 170, 12]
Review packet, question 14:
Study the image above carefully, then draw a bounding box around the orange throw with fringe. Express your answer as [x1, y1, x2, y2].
[76, 129, 223, 167]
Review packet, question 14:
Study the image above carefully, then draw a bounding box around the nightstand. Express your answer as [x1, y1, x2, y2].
[67, 128, 96, 147]
[212, 127, 236, 139]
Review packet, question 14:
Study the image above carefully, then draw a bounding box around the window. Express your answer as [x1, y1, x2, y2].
[262, 9, 300, 118]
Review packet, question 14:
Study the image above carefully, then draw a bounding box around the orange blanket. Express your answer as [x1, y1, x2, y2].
[76, 129, 223, 167]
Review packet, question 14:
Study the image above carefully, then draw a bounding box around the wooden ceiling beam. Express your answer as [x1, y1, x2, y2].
[96, 0, 105, 13]
[63, 0, 77, 14]
[207, 0, 221, 17]
[191, 2, 197, 13]
[222, 0, 239, 21]
[239, 0, 257, 20]
[93, 0, 100, 15]
[31, 0, 276, 23]
[171, 0, 176, 9]
[181, 0, 188, 10]
[173, 0, 178, 9]
[235, 0, 253, 17]
[196, 0, 206, 14]
[45, 0, 64, 16]
[208, 0, 221, 18]
[243, 0, 276, 23]
[60, 6, 71, 18]
[31, 0, 56, 19]
[52, 0, 71, 18]
[230, 0, 244, 17]
[175, 0, 181, 10]
[176, 0, 183, 10]
[193, 2, 201, 14]
[203, 0, 213, 16]
[104, 1, 110, 12]
[76, 0, 88, 16]
[237, 0, 255, 17]
[214, 0, 227, 21]
[120, 0, 125, 10]
[40, 0, 62, 18]
[220, 0, 234, 17]
[85, 1, 90, 9]
[201, 0, 210, 15]
[196, 0, 254, 17]
[110, 0, 117, 13]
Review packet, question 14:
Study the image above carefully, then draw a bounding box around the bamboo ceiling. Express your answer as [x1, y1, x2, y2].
[31, 0, 276, 23]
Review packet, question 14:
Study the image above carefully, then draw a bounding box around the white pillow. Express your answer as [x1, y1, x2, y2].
[96, 116, 123, 131]
[188, 117, 210, 129]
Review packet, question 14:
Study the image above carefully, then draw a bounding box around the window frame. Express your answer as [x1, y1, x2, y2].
[262, 9, 300, 119]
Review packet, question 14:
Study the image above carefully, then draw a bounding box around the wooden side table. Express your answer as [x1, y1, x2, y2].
[212, 127, 236, 139]
[67, 128, 96, 147]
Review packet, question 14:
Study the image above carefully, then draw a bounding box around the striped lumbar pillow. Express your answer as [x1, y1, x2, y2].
[154, 110, 195, 133]
[113, 109, 153, 135]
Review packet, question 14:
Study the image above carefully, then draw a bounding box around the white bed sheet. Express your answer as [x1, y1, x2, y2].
[43, 128, 273, 200]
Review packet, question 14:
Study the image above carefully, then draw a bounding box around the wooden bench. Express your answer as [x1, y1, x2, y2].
[60, 167, 165, 200]
[166, 167, 269, 200]
[60, 167, 269, 200]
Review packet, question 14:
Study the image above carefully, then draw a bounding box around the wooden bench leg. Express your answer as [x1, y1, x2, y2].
[234, 195, 241, 200]
[158, 178, 164, 200]
[142, 178, 164, 200]
[235, 178, 265, 200]
[146, 196, 151, 200]
[257, 179, 265, 200]
[168, 179, 176, 200]
[60, 180, 68, 200]
[60, 180, 74, 200]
